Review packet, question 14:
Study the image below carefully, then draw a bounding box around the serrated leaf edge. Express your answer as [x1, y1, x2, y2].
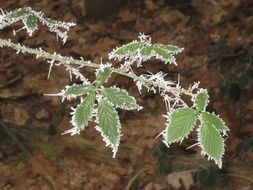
[95, 99, 121, 158]
[95, 64, 113, 86]
[102, 86, 142, 111]
[192, 88, 209, 111]
[163, 107, 198, 145]
[201, 111, 229, 135]
[197, 114, 225, 169]
[155, 44, 184, 55]
[108, 38, 183, 65]
[69, 92, 95, 132]
[62, 84, 94, 100]
[22, 14, 38, 36]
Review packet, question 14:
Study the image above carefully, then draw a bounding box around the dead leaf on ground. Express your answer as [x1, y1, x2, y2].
[166, 170, 194, 190]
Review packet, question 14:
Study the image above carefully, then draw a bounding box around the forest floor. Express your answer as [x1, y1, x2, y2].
[0, 0, 253, 190]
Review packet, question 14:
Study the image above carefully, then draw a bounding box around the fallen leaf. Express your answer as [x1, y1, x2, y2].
[166, 170, 194, 190]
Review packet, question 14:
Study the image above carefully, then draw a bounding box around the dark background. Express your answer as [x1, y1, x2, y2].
[0, 0, 252, 189]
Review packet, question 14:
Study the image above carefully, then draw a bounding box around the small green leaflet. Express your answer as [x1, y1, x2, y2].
[71, 91, 96, 130]
[63, 84, 94, 98]
[194, 89, 209, 111]
[102, 87, 141, 110]
[24, 14, 37, 36]
[200, 112, 229, 133]
[97, 99, 121, 157]
[198, 113, 225, 168]
[7, 7, 30, 19]
[95, 67, 112, 86]
[165, 108, 198, 144]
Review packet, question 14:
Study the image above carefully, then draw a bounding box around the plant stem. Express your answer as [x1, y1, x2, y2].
[0, 38, 193, 98]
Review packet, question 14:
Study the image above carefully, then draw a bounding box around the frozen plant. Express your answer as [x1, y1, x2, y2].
[0, 7, 229, 168]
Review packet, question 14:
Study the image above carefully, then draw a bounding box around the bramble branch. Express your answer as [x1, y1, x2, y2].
[0, 38, 194, 99]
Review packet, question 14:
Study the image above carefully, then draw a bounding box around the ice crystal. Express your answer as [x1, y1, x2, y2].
[62, 126, 81, 136]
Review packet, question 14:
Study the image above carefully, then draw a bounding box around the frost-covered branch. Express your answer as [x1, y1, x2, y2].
[0, 7, 229, 168]
[0, 7, 75, 43]
[0, 38, 194, 101]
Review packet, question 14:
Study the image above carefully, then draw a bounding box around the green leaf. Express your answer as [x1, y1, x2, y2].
[164, 108, 198, 144]
[102, 87, 141, 110]
[97, 99, 121, 157]
[194, 89, 209, 111]
[7, 8, 30, 19]
[152, 45, 176, 64]
[139, 45, 153, 56]
[108, 36, 183, 66]
[200, 112, 229, 132]
[158, 44, 183, 54]
[71, 91, 96, 130]
[95, 67, 112, 86]
[110, 41, 145, 57]
[198, 114, 225, 168]
[24, 15, 37, 35]
[64, 84, 94, 98]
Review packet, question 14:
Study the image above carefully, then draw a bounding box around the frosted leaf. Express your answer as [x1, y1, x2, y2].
[97, 99, 121, 157]
[70, 91, 96, 130]
[193, 89, 209, 111]
[164, 108, 198, 145]
[200, 112, 229, 134]
[198, 114, 226, 168]
[95, 65, 113, 86]
[108, 34, 183, 67]
[0, 7, 75, 43]
[62, 84, 95, 100]
[23, 14, 38, 36]
[140, 46, 153, 57]
[102, 86, 142, 110]
[152, 45, 176, 64]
